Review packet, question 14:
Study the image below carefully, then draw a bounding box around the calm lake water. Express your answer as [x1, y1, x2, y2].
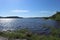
[0, 18, 60, 33]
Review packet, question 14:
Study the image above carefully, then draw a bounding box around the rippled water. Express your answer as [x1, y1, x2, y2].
[0, 18, 60, 33]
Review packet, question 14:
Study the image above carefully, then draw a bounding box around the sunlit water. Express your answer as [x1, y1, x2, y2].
[0, 18, 60, 34]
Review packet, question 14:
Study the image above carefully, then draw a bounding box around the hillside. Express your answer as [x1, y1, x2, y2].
[50, 12, 60, 21]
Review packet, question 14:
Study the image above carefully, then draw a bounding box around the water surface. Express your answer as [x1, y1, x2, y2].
[0, 18, 60, 34]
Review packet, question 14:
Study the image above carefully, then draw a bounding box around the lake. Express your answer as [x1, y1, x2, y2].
[0, 18, 60, 34]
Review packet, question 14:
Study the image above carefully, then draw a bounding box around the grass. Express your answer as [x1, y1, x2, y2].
[0, 27, 60, 40]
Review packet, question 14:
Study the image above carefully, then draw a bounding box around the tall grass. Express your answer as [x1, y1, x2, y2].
[0, 26, 60, 40]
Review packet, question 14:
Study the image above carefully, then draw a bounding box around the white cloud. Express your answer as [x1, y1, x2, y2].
[11, 10, 29, 13]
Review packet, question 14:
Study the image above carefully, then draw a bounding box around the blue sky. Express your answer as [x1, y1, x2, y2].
[0, 0, 60, 17]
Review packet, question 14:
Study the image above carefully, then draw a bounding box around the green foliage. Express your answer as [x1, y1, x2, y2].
[50, 12, 60, 20]
[30, 34, 41, 40]
[0, 28, 60, 40]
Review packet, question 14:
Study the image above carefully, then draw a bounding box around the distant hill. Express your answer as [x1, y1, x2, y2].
[50, 12, 60, 21]
[0, 16, 23, 18]
[26, 17, 50, 19]
[0, 16, 2, 18]
[26, 17, 44, 19]
[0, 12, 60, 20]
